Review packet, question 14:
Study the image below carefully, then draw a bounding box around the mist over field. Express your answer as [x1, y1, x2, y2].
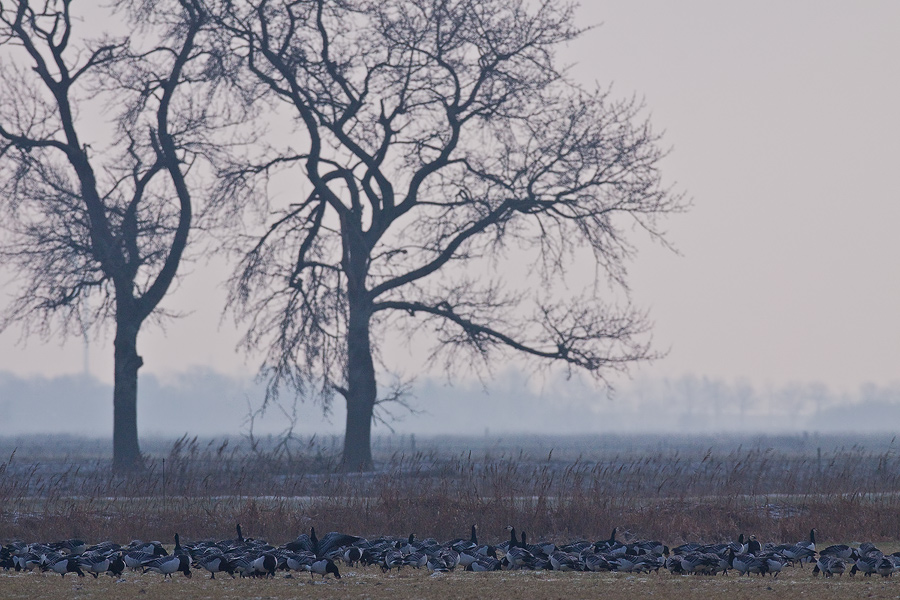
[1, 367, 898, 439]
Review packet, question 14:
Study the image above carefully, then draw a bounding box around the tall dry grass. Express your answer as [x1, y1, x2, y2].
[1, 433, 899, 546]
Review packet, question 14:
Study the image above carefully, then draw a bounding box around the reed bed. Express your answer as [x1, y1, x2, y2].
[2, 433, 900, 546]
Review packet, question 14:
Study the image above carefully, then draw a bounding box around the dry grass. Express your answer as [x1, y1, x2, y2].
[2, 433, 900, 545]
[4, 567, 900, 600]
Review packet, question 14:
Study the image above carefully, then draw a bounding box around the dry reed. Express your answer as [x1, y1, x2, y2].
[2, 433, 899, 547]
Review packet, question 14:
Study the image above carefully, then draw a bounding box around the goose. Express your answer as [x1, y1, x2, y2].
[234, 524, 245, 544]
[610, 553, 642, 573]
[768, 529, 815, 564]
[502, 545, 535, 570]
[5, 541, 29, 557]
[380, 541, 404, 572]
[672, 542, 702, 556]
[858, 542, 882, 557]
[760, 552, 786, 578]
[108, 553, 126, 577]
[284, 528, 360, 559]
[635, 554, 665, 573]
[124, 550, 159, 571]
[143, 554, 192, 578]
[802, 528, 817, 551]
[285, 550, 316, 572]
[549, 550, 580, 571]
[251, 553, 277, 578]
[44, 555, 85, 577]
[127, 540, 168, 557]
[732, 533, 748, 555]
[458, 542, 497, 567]
[560, 540, 592, 554]
[593, 527, 620, 553]
[16, 552, 43, 572]
[501, 526, 519, 551]
[360, 547, 383, 567]
[78, 552, 115, 578]
[319, 531, 363, 558]
[426, 554, 451, 573]
[454, 527, 491, 567]
[214, 524, 249, 550]
[746, 536, 761, 555]
[309, 557, 341, 579]
[813, 555, 846, 577]
[55, 539, 87, 556]
[696, 533, 747, 559]
[466, 554, 502, 571]
[665, 555, 685, 574]
[715, 552, 732, 575]
[401, 533, 417, 556]
[519, 532, 545, 558]
[284, 530, 315, 554]
[1, 549, 13, 571]
[342, 546, 363, 567]
[876, 555, 899, 577]
[173, 533, 187, 557]
[583, 552, 613, 572]
[448, 525, 478, 553]
[228, 555, 256, 578]
[403, 551, 428, 569]
[637, 540, 668, 557]
[85, 541, 121, 555]
[851, 555, 879, 577]
[439, 547, 460, 570]
[678, 552, 720, 575]
[195, 552, 233, 579]
[820, 544, 855, 560]
[728, 548, 767, 577]
[457, 547, 479, 568]
[773, 542, 816, 566]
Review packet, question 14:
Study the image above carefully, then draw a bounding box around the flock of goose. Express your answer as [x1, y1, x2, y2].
[2, 525, 899, 581]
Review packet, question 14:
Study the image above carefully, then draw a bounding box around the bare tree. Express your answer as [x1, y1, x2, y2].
[217, 0, 685, 470]
[0, 0, 224, 471]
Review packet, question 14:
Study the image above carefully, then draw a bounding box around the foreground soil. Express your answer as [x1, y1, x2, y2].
[2, 566, 898, 600]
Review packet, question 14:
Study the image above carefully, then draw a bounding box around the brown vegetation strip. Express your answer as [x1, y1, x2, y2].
[4, 568, 900, 600]
[5, 440, 900, 543]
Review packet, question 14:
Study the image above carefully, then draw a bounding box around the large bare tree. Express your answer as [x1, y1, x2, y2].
[0, 0, 223, 471]
[218, 0, 684, 470]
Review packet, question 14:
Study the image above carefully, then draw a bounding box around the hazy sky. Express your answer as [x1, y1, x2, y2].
[1, 1, 898, 393]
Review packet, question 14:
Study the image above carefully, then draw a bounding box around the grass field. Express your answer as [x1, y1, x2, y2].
[4, 567, 900, 600]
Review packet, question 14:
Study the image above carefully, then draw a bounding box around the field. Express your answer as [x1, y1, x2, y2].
[3, 433, 900, 598]
[4, 565, 900, 600]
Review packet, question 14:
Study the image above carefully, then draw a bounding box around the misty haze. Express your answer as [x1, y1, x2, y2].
[2, 368, 899, 438]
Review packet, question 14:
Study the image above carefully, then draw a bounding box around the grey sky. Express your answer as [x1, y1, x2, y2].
[1, 1, 898, 393]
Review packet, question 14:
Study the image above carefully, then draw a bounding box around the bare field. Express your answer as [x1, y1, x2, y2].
[3, 567, 900, 600]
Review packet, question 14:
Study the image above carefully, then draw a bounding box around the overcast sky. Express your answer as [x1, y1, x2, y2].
[1, 1, 898, 395]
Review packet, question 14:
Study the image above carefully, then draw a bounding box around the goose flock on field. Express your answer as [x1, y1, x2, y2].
[2, 525, 899, 581]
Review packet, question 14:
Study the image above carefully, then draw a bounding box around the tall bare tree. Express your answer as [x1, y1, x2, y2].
[217, 0, 685, 470]
[0, 0, 223, 471]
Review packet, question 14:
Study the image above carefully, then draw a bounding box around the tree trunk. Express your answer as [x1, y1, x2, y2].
[112, 315, 144, 473]
[341, 295, 377, 472]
